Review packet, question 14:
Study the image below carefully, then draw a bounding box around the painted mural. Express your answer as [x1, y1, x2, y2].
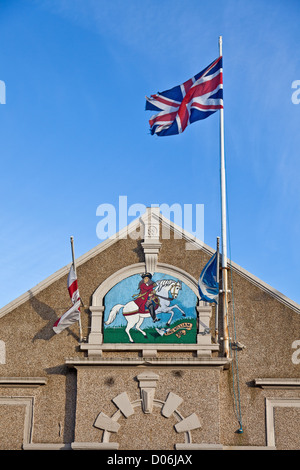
[103, 272, 197, 344]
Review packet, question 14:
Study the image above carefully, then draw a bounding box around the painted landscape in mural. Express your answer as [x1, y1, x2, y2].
[103, 272, 197, 343]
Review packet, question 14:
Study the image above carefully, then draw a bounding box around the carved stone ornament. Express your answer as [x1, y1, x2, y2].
[137, 371, 159, 414]
[92, 372, 201, 450]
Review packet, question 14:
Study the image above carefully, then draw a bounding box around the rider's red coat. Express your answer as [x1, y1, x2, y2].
[134, 281, 158, 313]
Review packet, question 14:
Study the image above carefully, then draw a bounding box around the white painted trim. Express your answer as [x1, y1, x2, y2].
[0, 377, 47, 387]
[265, 397, 300, 447]
[0, 208, 299, 319]
[176, 443, 223, 450]
[66, 356, 229, 368]
[87, 260, 215, 355]
[71, 442, 119, 450]
[222, 445, 276, 450]
[91, 261, 204, 306]
[23, 443, 277, 450]
[0, 396, 35, 446]
[255, 378, 300, 389]
[23, 443, 72, 450]
[92, 263, 145, 306]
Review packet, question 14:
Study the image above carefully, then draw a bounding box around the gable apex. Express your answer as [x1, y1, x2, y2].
[0, 208, 299, 319]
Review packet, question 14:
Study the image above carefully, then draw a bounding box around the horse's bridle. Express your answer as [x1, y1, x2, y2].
[155, 282, 180, 301]
[155, 293, 174, 301]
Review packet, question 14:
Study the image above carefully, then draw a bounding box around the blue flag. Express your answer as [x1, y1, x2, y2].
[198, 252, 219, 303]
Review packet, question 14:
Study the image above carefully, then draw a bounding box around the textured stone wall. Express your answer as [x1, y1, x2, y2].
[0, 221, 299, 449]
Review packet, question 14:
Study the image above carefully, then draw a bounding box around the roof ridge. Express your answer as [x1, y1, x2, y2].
[0, 209, 299, 318]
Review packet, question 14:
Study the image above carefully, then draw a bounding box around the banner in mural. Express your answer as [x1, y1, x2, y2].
[103, 272, 197, 344]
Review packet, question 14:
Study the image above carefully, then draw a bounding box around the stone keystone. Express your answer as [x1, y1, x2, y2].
[137, 372, 159, 414]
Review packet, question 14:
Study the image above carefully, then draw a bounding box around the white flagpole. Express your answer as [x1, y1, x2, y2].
[218, 36, 229, 357]
[70, 236, 83, 342]
[215, 236, 220, 343]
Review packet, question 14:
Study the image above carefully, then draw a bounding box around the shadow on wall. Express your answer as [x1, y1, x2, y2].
[45, 364, 78, 444]
[28, 291, 80, 444]
[29, 291, 79, 342]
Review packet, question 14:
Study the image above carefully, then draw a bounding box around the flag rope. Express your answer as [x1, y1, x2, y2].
[225, 174, 243, 433]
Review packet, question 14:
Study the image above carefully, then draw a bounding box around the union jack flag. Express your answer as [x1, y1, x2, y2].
[145, 56, 223, 136]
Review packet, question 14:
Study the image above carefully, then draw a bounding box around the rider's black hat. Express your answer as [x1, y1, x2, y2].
[141, 272, 152, 279]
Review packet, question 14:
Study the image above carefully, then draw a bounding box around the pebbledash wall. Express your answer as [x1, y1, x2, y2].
[0, 208, 300, 450]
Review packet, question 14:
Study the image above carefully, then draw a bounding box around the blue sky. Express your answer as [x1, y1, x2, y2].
[0, 0, 300, 308]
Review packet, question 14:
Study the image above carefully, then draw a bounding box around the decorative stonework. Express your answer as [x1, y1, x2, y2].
[82, 261, 218, 358]
[137, 372, 159, 414]
[0, 397, 35, 447]
[91, 373, 201, 450]
[265, 398, 300, 447]
[141, 207, 162, 274]
[141, 241, 161, 274]
[174, 413, 201, 433]
[112, 392, 134, 418]
[94, 412, 120, 433]
[161, 392, 183, 418]
[0, 341, 5, 364]
[83, 206, 217, 357]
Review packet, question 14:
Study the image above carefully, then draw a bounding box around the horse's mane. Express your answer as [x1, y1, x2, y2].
[155, 279, 181, 292]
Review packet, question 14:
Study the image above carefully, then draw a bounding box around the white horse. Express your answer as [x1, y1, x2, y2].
[105, 279, 185, 343]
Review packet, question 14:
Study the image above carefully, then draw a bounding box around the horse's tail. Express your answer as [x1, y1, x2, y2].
[105, 304, 123, 325]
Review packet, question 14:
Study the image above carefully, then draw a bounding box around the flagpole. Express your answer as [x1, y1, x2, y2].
[70, 236, 83, 342]
[215, 236, 220, 343]
[218, 36, 229, 357]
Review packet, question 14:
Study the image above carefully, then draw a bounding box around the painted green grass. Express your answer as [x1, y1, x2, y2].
[104, 318, 197, 344]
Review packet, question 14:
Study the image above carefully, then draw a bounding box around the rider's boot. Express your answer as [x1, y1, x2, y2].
[148, 303, 159, 322]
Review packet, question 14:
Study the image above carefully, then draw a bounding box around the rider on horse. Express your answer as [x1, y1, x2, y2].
[133, 273, 160, 322]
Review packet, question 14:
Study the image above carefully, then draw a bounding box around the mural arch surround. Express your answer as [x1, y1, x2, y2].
[84, 262, 218, 357]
